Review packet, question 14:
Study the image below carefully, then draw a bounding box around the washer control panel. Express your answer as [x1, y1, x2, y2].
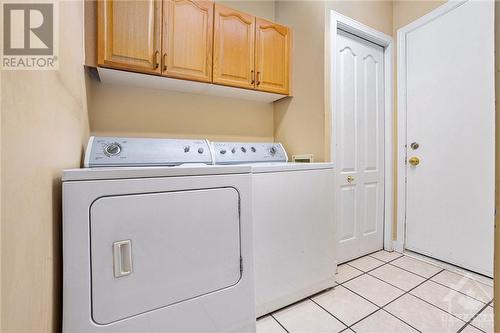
[212, 142, 288, 164]
[85, 136, 212, 167]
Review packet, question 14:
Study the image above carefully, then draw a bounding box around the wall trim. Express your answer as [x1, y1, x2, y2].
[329, 11, 394, 251]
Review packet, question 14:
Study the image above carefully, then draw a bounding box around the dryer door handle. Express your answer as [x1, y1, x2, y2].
[113, 240, 133, 278]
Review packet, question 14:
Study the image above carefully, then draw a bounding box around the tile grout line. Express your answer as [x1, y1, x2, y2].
[269, 314, 290, 333]
[456, 300, 492, 333]
[308, 297, 351, 330]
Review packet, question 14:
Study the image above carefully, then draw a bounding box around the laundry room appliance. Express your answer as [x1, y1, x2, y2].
[62, 137, 256, 332]
[212, 141, 336, 317]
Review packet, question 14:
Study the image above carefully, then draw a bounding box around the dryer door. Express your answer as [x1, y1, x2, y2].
[90, 187, 241, 324]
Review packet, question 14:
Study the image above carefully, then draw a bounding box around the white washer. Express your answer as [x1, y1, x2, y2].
[62, 137, 256, 332]
[212, 142, 336, 317]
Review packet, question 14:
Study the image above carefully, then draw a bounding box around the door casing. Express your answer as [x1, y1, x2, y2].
[329, 11, 394, 252]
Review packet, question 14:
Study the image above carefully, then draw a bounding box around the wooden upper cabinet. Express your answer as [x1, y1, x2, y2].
[255, 18, 291, 95]
[98, 0, 162, 74]
[213, 4, 255, 89]
[162, 0, 214, 82]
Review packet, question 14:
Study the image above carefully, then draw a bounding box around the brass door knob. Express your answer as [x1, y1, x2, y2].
[347, 175, 355, 183]
[408, 156, 420, 166]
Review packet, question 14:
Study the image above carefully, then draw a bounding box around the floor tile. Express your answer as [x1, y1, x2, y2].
[256, 316, 287, 333]
[369, 264, 425, 291]
[347, 256, 385, 272]
[351, 309, 418, 333]
[343, 274, 404, 306]
[460, 325, 482, 333]
[470, 305, 494, 333]
[335, 264, 363, 284]
[273, 299, 346, 333]
[390, 256, 442, 278]
[431, 270, 493, 303]
[410, 280, 484, 321]
[312, 285, 378, 326]
[369, 250, 403, 262]
[385, 294, 465, 332]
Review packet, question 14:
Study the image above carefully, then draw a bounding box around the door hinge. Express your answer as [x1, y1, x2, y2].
[240, 256, 243, 274]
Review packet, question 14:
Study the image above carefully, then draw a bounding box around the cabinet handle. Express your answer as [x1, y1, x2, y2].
[256, 71, 261, 86]
[163, 53, 167, 72]
[251, 70, 255, 84]
[153, 51, 160, 69]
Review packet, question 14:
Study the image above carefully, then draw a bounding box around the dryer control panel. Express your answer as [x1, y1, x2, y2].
[212, 142, 288, 164]
[85, 137, 212, 167]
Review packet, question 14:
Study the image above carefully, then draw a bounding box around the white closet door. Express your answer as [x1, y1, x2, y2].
[335, 30, 385, 263]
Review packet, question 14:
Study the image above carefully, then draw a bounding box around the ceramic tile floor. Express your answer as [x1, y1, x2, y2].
[257, 251, 494, 333]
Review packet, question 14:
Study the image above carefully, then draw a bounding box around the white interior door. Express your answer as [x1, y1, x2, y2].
[335, 30, 385, 263]
[403, 1, 494, 276]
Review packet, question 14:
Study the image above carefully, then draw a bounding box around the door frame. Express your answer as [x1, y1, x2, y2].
[395, 1, 469, 252]
[329, 11, 394, 251]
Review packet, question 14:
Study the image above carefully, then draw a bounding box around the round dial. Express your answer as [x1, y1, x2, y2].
[104, 143, 121, 156]
[269, 146, 277, 155]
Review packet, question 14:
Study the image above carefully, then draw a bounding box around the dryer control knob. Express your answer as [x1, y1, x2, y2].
[269, 146, 277, 155]
[104, 143, 121, 156]
[220, 149, 227, 155]
[198, 148, 204, 154]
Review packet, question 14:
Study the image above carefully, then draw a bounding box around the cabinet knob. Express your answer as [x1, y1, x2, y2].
[163, 53, 167, 72]
[251, 70, 255, 84]
[256, 71, 261, 86]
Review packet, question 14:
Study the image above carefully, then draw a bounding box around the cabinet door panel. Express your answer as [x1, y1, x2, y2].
[213, 4, 255, 89]
[163, 0, 213, 82]
[255, 18, 291, 94]
[98, 0, 162, 74]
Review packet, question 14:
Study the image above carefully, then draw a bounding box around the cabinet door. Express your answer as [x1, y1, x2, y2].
[163, 0, 213, 82]
[213, 4, 255, 89]
[255, 18, 291, 94]
[98, 0, 162, 74]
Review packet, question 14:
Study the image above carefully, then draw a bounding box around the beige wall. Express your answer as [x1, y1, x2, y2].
[1, 1, 89, 331]
[88, 81, 274, 142]
[87, 0, 276, 143]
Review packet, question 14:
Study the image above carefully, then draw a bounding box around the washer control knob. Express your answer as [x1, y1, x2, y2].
[184, 146, 191, 153]
[198, 147, 204, 154]
[104, 143, 121, 156]
[220, 149, 227, 155]
[251, 147, 256, 153]
[269, 146, 277, 155]
[241, 147, 247, 153]
[231, 148, 236, 154]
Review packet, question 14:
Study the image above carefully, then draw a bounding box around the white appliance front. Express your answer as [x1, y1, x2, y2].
[251, 163, 336, 317]
[63, 167, 255, 332]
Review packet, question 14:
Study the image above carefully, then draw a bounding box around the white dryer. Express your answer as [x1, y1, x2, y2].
[62, 137, 256, 332]
[212, 142, 336, 317]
